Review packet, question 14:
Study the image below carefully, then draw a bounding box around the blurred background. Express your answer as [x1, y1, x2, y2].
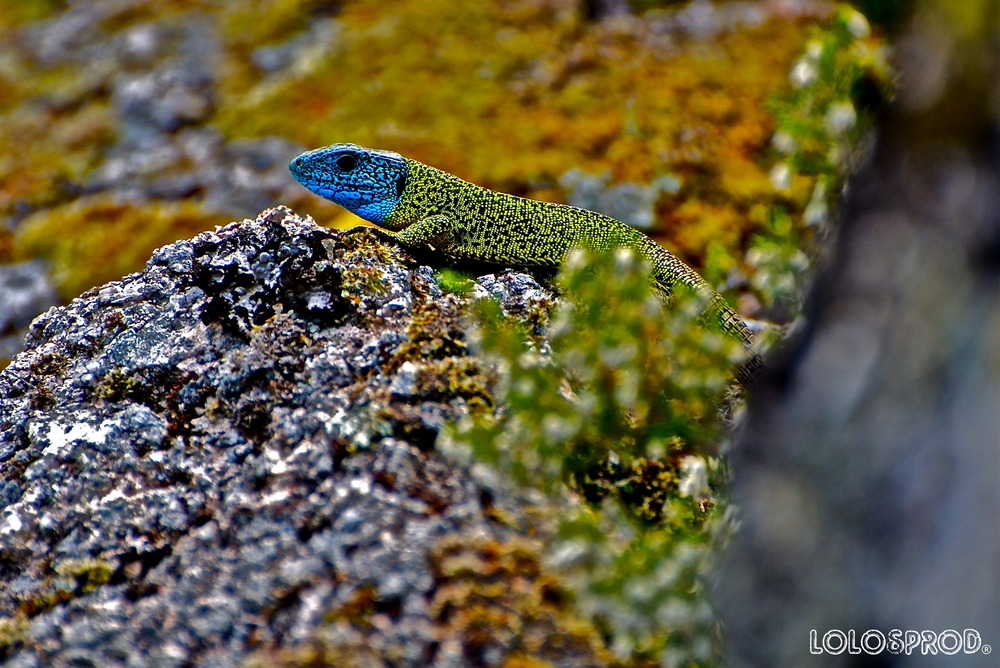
[0, 0, 886, 366]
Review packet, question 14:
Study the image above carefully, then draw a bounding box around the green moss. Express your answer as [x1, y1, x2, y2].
[0, 0, 67, 26]
[391, 291, 469, 367]
[413, 357, 494, 404]
[436, 268, 476, 295]
[18, 558, 115, 617]
[220, 0, 340, 52]
[55, 558, 115, 594]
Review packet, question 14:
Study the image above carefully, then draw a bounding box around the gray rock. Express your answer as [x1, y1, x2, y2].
[559, 168, 680, 230]
[0, 207, 600, 667]
[0, 262, 59, 363]
[0, 262, 59, 336]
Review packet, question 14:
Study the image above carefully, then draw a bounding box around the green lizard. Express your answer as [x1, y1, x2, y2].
[290, 143, 761, 381]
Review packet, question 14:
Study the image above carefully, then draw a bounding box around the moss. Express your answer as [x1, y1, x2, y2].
[0, 0, 67, 26]
[14, 195, 229, 300]
[55, 558, 115, 594]
[94, 367, 145, 403]
[426, 537, 611, 666]
[256, 537, 610, 667]
[220, 0, 341, 53]
[322, 582, 380, 630]
[391, 290, 470, 368]
[213, 1, 817, 268]
[0, 104, 114, 222]
[413, 356, 494, 404]
[435, 268, 476, 295]
[18, 559, 115, 618]
[0, 613, 31, 658]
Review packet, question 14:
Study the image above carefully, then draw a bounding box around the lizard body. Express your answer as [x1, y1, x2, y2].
[290, 144, 758, 375]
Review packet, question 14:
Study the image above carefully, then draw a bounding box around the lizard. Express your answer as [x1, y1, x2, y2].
[289, 143, 762, 383]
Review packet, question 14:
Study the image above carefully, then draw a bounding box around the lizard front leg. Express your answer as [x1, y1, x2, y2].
[343, 214, 457, 253]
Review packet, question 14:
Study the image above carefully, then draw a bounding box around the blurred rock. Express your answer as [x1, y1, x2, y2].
[0, 262, 59, 363]
[717, 2, 1000, 665]
[559, 168, 680, 230]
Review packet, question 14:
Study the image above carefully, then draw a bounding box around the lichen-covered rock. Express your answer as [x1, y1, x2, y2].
[0, 207, 605, 667]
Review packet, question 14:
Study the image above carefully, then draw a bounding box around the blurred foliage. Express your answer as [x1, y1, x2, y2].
[0, 0, 66, 26]
[440, 248, 739, 665]
[748, 5, 890, 316]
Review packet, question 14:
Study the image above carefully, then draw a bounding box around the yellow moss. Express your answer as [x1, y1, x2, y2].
[54, 558, 114, 593]
[14, 195, 229, 299]
[0, 613, 30, 654]
[220, 0, 338, 50]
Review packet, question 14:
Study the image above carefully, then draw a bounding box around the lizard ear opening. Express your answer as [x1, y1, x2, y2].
[395, 173, 406, 199]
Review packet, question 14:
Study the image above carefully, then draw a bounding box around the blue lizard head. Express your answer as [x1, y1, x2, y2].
[289, 143, 408, 226]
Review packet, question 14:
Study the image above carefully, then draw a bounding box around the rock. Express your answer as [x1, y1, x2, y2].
[559, 168, 680, 231]
[0, 208, 603, 667]
[0, 262, 59, 364]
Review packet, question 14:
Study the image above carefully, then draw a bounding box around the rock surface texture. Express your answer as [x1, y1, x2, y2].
[0, 208, 600, 667]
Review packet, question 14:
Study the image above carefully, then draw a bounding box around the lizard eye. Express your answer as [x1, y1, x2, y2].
[336, 154, 358, 172]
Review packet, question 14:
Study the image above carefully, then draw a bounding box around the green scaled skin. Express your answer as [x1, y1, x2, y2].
[290, 143, 760, 379]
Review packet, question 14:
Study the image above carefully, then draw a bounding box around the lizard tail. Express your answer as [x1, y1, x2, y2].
[644, 241, 763, 386]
